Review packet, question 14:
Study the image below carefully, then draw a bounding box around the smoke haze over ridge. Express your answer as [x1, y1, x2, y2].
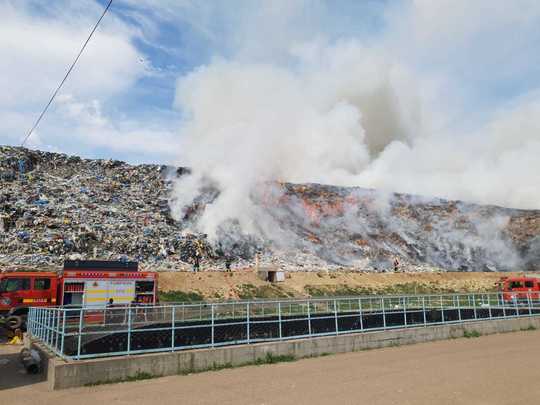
[169, 1, 540, 238]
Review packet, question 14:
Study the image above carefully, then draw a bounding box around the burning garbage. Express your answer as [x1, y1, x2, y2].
[0, 146, 538, 273]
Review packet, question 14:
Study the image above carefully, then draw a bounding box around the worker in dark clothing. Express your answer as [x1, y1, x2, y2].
[393, 258, 400, 272]
[106, 298, 115, 324]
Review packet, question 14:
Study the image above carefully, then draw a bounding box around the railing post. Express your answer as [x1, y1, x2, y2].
[211, 304, 215, 347]
[307, 301, 312, 336]
[334, 299, 338, 335]
[502, 292, 507, 318]
[35, 308, 39, 339]
[30, 308, 34, 337]
[514, 294, 519, 317]
[458, 294, 462, 321]
[278, 302, 282, 339]
[77, 309, 83, 360]
[48, 309, 53, 347]
[473, 294, 477, 319]
[246, 303, 250, 343]
[60, 309, 66, 356]
[381, 298, 386, 329]
[42, 308, 46, 340]
[54, 309, 60, 351]
[403, 297, 407, 326]
[488, 294, 492, 319]
[168, 306, 174, 351]
[422, 296, 427, 326]
[41, 308, 47, 343]
[44, 309, 49, 347]
[40, 308, 44, 340]
[440, 295, 445, 323]
[528, 292, 532, 316]
[358, 298, 363, 331]
[37, 308, 41, 340]
[127, 306, 132, 355]
[27, 308, 32, 337]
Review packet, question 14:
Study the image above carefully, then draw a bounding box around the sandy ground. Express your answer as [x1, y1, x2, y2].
[3, 330, 540, 404]
[158, 270, 522, 299]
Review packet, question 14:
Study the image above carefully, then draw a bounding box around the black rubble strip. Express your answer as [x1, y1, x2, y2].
[62, 306, 540, 357]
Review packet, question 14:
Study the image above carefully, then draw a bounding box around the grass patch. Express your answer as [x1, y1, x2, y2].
[88, 353, 298, 386]
[159, 290, 204, 302]
[85, 371, 155, 386]
[255, 352, 296, 365]
[521, 325, 537, 331]
[463, 330, 481, 338]
[304, 284, 372, 297]
[237, 284, 292, 299]
[305, 282, 498, 297]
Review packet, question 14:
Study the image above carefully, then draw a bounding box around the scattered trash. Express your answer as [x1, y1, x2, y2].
[0, 146, 538, 273]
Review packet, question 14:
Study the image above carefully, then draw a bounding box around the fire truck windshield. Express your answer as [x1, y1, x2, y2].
[508, 281, 524, 290]
[0, 278, 8, 292]
[0, 278, 30, 293]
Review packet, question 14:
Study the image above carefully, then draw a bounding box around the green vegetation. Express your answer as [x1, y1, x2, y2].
[463, 330, 481, 338]
[521, 324, 537, 331]
[88, 353, 298, 386]
[304, 285, 373, 297]
[237, 283, 293, 299]
[159, 290, 204, 302]
[304, 282, 498, 298]
[85, 371, 156, 386]
[255, 352, 296, 365]
[305, 283, 428, 297]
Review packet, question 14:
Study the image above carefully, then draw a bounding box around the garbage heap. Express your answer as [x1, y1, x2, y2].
[1, 146, 539, 272]
[0, 146, 219, 270]
[254, 183, 540, 272]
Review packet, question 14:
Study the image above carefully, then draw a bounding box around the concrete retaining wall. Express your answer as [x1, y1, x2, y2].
[38, 316, 540, 390]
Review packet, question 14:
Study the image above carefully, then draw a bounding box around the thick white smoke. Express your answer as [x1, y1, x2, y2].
[170, 43, 419, 235]
[170, 39, 540, 239]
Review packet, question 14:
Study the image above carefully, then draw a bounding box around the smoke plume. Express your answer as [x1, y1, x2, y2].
[168, 2, 540, 262]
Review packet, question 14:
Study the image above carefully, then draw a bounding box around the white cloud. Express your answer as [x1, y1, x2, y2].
[0, 1, 145, 108]
[42, 94, 180, 158]
[0, 0, 179, 160]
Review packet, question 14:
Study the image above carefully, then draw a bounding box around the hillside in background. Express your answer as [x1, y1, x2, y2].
[0, 146, 538, 272]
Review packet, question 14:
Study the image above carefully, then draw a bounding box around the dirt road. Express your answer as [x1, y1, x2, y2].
[3, 330, 540, 404]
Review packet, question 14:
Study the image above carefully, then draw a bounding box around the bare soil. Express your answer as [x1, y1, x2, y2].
[3, 330, 540, 404]
[157, 270, 522, 300]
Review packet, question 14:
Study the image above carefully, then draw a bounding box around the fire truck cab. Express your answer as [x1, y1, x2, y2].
[0, 260, 158, 330]
[499, 276, 540, 303]
[0, 272, 59, 314]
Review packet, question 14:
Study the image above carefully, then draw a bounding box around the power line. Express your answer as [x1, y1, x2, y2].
[21, 0, 114, 147]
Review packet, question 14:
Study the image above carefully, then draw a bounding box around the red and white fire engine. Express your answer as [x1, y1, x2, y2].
[499, 276, 540, 303]
[0, 260, 158, 330]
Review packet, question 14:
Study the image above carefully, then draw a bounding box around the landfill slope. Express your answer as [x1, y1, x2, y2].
[0, 146, 538, 272]
[157, 271, 521, 300]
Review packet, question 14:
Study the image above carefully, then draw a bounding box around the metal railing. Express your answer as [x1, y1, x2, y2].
[28, 292, 540, 360]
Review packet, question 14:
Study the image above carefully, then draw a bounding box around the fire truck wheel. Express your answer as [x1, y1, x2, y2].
[6, 315, 23, 330]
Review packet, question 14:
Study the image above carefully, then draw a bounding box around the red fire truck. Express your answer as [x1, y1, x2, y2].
[0, 260, 158, 330]
[499, 276, 540, 303]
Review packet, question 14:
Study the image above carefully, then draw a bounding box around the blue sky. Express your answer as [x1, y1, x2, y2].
[1, 0, 540, 209]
